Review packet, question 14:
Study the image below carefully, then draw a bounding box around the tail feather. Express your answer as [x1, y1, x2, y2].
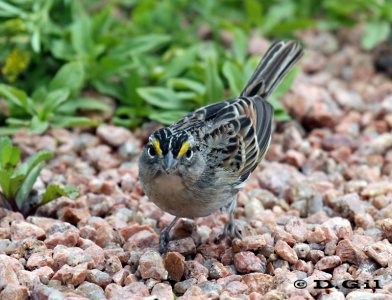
[241, 40, 304, 99]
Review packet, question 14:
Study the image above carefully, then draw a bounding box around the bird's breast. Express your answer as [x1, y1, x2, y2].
[144, 172, 228, 218]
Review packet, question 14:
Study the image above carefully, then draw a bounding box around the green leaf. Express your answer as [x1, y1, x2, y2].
[8, 147, 20, 167]
[29, 116, 49, 135]
[110, 34, 171, 56]
[71, 10, 93, 56]
[15, 162, 44, 209]
[271, 66, 300, 98]
[270, 18, 315, 35]
[51, 116, 98, 128]
[93, 56, 135, 81]
[244, 0, 264, 26]
[0, 169, 11, 199]
[222, 61, 244, 97]
[0, 138, 19, 170]
[122, 72, 143, 106]
[261, 2, 295, 34]
[0, 84, 28, 110]
[0, 127, 23, 136]
[15, 151, 53, 177]
[361, 21, 390, 50]
[58, 97, 111, 113]
[167, 78, 206, 95]
[63, 185, 79, 199]
[49, 62, 85, 94]
[137, 87, 188, 110]
[232, 29, 248, 64]
[149, 110, 188, 125]
[41, 184, 78, 204]
[50, 40, 75, 61]
[31, 29, 41, 53]
[161, 46, 199, 80]
[204, 49, 224, 104]
[6, 118, 30, 126]
[8, 173, 25, 201]
[0, 1, 26, 17]
[1, 142, 12, 169]
[43, 88, 70, 112]
[92, 80, 124, 100]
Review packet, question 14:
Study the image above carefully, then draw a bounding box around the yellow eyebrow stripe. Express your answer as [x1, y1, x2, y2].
[178, 141, 190, 158]
[152, 139, 162, 156]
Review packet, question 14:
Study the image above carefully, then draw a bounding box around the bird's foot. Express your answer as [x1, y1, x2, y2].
[215, 220, 242, 243]
[159, 216, 179, 254]
[159, 229, 170, 254]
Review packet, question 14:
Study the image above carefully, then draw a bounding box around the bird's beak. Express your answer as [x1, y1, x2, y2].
[163, 151, 176, 172]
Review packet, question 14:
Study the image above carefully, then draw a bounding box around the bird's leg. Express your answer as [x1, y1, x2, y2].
[223, 198, 242, 239]
[216, 198, 242, 242]
[159, 216, 179, 254]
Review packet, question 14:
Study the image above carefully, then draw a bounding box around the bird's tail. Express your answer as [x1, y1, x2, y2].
[241, 40, 304, 99]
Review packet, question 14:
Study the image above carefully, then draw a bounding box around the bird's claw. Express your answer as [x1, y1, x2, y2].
[215, 220, 242, 243]
[159, 229, 170, 254]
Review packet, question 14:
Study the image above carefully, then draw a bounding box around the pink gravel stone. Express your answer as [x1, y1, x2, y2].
[17, 269, 40, 288]
[26, 250, 54, 270]
[105, 255, 122, 275]
[0, 255, 23, 288]
[335, 239, 369, 265]
[209, 261, 230, 279]
[97, 125, 133, 147]
[241, 273, 273, 294]
[164, 251, 185, 282]
[105, 282, 149, 299]
[315, 255, 342, 270]
[234, 251, 265, 273]
[306, 269, 332, 296]
[275, 240, 299, 264]
[53, 245, 94, 269]
[10, 221, 46, 241]
[119, 223, 155, 241]
[60, 207, 90, 225]
[365, 240, 392, 267]
[306, 225, 326, 243]
[84, 243, 105, 270]
[285, 217, 308, 243]
[125, 229, 159, 249]
[380, 218, 392, 241]
[44, 227, 79, 249]
[138, 249, 168, 280]
[0, 284, 28, 300]
[95, 225, 123, 248]
[31, 266, 54, 284]
[224, 281, 249, 296]
[151, 283, 174, 300]
[112, 267, 130, 285]
[184, 260, 209, 279]
[232, 235, 267, 252]
[86, 269, 112, 288]
[257, 162, 305, 195]
[167, 237, 196, 256]
[52, 263, 88, 286]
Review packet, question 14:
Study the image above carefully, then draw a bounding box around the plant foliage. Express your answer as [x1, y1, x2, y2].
[0, 137, 78, 216]
[0, 0, 391, 132]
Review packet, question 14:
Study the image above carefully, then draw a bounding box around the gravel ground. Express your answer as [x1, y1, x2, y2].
[1, 29, 392, 300]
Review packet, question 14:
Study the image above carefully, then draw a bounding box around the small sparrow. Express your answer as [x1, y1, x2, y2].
[139, 40, 304, 252]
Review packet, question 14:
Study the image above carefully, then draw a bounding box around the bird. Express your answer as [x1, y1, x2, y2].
[139, 40, 304, 253]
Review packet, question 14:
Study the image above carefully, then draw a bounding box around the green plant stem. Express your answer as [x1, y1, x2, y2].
[0, 191, 17, 212]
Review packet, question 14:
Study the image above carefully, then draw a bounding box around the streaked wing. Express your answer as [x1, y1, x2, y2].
[169, 101, 233, 134]
[203, 96, 273, 183]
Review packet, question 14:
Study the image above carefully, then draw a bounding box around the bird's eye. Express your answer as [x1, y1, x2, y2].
[185, 148, 193, 160]
[147, 145, 156, 158]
